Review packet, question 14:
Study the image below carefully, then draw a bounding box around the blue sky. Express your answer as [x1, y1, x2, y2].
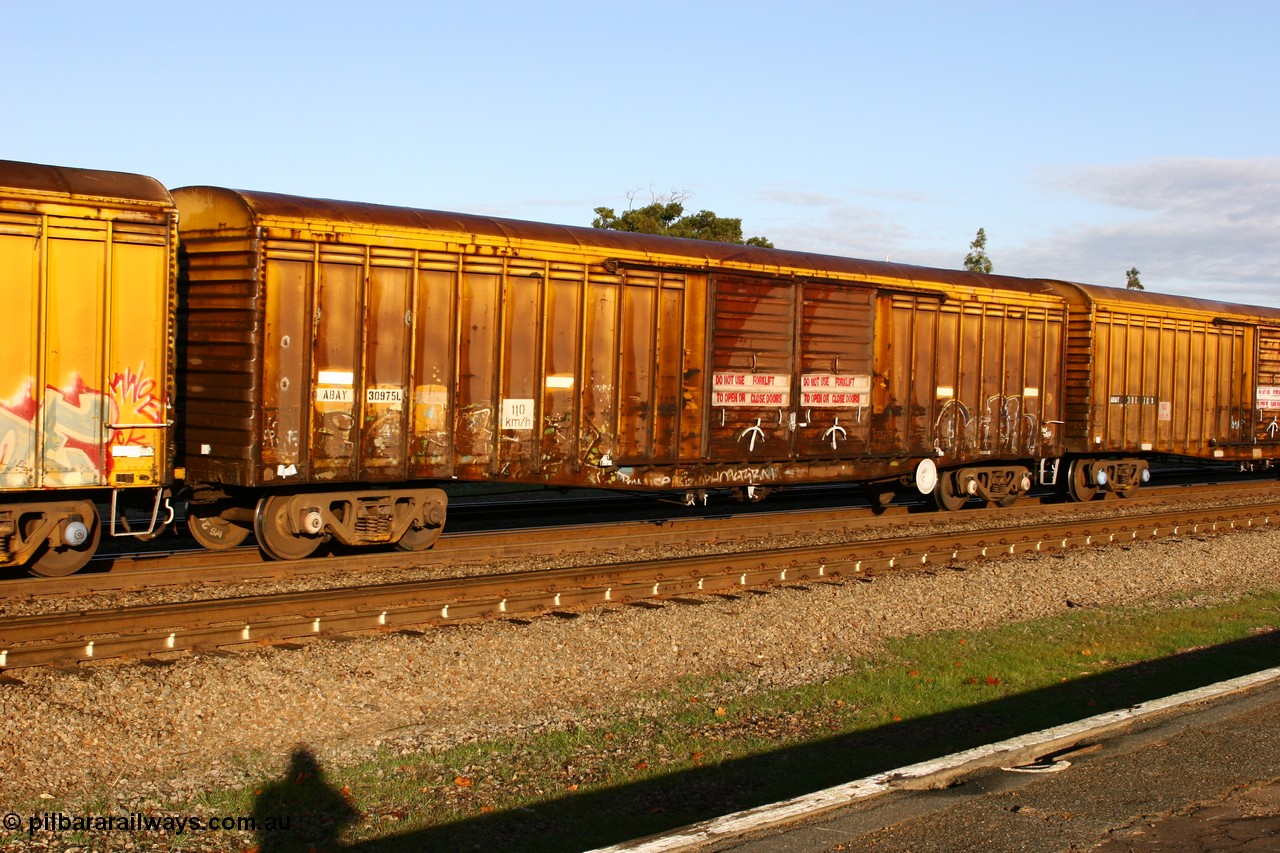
[4, 1, 1278, 305]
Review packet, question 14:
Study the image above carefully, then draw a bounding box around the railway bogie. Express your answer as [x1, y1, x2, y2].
[250, 487, 446, 561]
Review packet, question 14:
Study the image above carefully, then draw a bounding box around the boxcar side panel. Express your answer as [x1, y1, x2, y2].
[582, 267, 621, 469]
[891, 292, 1066, 466]
[654, 274, 686, 462]
[409, 257, 457, 477]
[261, 247, 310, 482]
[540, 265, 582, 478]
[455, 263, 500, 476]
[0, 227, 39, 488]
[361, 255, 412, 481]
[310, 247, 362, 481]
[617, 270, 657, 462]
[0, 218, 40, 488]
[106, 230, 171, 489]
[44, 227, 107, 487]
[882, 293, 944, 459]
[1088, 310, 1252, 458]
[678, 275, 709, 463]
[0, 212, 175, 493]
[497, 261, 543, 473]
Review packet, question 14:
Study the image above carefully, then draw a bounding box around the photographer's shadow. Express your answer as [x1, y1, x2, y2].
[253, 748, 357, 853]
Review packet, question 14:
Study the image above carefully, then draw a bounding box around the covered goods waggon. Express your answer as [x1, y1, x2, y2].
[0, 160, 177, 575]
[4, 155, 1280, 574]
[1047, 282, 1280, 500]
[172, 187, 1076, 559]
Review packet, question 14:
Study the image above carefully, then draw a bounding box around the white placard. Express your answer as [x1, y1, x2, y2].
[502, 398, 535, 430]
[801, 374, 870, 408]
[317, 370, 353, 386]
[712, 372, 791, 390]
[316, 387, 353, 403]
[712, 390, 791, 407]
[801, 391, 867, 408]
[712, 373, 791, 407]
[366, 387, 404, 404]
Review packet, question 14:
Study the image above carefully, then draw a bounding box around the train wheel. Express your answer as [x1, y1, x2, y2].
[187, 508, 251, 550]
[27, 501, 101, 577]
[254, 496, 323, 561]
[396, 525, 442, 552]
[934, 474, 968, 511]
[1068, 459, 1099, 502]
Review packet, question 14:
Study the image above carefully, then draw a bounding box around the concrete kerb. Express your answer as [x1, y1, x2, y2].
[592, 665, 1280, 853]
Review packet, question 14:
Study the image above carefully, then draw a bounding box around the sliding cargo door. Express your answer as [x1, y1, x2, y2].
[259, 243, 364, 484]
[795, 284, 875, 457]
[708, 275, 877, 462]
[707, 276, 795, 461]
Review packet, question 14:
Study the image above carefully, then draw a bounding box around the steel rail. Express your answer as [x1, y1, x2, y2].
[1, 503, 1274, 671]
[6, 479, 1277, 600]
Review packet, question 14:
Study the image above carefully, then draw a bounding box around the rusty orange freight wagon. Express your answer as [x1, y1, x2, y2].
[0, 161, 176, 575]
[1047, 283, 1280, 499]
[173, 187, 1071, 559]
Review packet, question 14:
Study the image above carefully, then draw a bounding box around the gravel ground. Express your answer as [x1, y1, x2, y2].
[1, 505, 1279, 849]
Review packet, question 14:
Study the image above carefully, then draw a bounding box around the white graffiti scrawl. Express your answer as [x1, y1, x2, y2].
[0, 383, 38, 486]
[0, 366, 165, 487]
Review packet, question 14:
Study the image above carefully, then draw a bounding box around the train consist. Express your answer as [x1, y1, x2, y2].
[4, 158, 1280, 575]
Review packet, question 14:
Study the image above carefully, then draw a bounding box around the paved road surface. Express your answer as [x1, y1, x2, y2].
[702, 675, 1280, 852]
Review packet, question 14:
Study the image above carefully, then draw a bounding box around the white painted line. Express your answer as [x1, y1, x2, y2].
[591, 665, 1280, 852]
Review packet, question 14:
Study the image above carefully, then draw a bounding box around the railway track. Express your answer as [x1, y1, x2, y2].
[5, 478, 1278, 602]
[1, 497, 1275, 671]
[5, 473, 1274, 594]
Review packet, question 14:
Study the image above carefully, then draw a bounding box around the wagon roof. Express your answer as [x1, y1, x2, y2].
[174, 186, 1280, 319]
[0, 159, 172, 207]
[1041, 278, 1280, 323]
[171, 186, 1059, 297]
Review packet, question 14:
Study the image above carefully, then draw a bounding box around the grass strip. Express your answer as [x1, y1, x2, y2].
[14, 590, 1275, 852]
[181, 589, 1280, 852]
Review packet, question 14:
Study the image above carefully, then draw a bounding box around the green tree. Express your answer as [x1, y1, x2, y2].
[1125, 267, 1144, 290]
[963, 228, 993, 274]
[592, 190, 773, 247]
